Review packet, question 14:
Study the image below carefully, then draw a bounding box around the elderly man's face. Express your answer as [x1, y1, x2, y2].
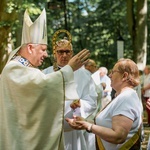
[30, 44, 48, 67]
[99, 70, 106, 77]
[54, 45, 73, 67]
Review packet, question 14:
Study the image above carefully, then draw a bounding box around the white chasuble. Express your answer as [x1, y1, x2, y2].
[0, 60, 70, 150]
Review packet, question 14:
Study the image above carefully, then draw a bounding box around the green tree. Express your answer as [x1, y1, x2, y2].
[0, 0, 149, 73]
[127, 0, 147, 70]
[0, 0, 19, 73]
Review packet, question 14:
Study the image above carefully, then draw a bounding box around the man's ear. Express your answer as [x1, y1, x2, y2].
[27, 44, 33, 54]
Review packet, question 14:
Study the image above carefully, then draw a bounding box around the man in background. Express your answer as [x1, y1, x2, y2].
[99, 66, 112, 108]
[84, 59, 103, 113]
[43, 34, 97, 150]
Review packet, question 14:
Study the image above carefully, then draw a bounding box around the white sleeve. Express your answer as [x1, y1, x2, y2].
[61, 65, 79, 100]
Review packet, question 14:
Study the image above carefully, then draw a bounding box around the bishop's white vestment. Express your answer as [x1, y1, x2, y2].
[0, 57, 76, 150]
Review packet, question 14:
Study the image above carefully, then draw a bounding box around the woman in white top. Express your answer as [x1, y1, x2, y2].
[66, 58, 143, 150]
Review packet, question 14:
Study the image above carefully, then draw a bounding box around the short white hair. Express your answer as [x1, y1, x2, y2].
[99, 67, 108, 74]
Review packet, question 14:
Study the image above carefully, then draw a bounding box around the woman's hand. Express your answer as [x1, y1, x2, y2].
[65, 116, 92, 130]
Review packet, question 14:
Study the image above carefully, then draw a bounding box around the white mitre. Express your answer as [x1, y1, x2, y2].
[21, 8, 47, 45]
[7, 9, 48, 63]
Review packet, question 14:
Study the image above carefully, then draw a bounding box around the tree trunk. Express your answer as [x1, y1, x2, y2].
[0, 0, 9, 73]
[126, 0, 147, 70]
[0, 0, 18, 73]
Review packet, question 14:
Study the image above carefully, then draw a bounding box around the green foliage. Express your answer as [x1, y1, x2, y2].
[7, 0, 150, 70]
[65, 0, 129, 69]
